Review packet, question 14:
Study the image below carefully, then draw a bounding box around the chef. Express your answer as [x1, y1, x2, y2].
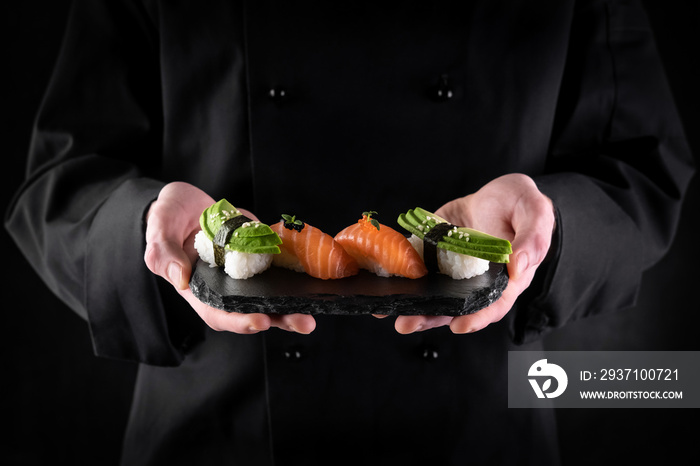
[5, 0, 693, 464]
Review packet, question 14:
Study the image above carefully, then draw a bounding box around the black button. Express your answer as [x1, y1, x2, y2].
[269, 87, 287, 102]
[422, 347, 439, 360]
[284, 346, 304, 361]
[430, 75, 453, 102]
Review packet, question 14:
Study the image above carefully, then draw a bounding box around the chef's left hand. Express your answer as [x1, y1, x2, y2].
[391, 173, 555, 334]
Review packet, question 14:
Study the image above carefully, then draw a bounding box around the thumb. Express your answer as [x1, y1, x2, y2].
[508, 194, 555, 281]
[143, 182, 215, 290]
[508, 247, 533, 282]
[144, 239, 193, 290]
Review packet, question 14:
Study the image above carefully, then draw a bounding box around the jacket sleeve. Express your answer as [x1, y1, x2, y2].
[513, 0, 695, 343]
[4, 0, 200, 366]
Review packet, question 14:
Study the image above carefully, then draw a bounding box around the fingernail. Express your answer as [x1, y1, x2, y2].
[456, 326, 477, 334]
[450, 320, 470, 334]
[167, 262, 182, 288]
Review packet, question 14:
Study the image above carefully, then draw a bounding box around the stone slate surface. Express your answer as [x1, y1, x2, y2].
[190, 260, 509, 316]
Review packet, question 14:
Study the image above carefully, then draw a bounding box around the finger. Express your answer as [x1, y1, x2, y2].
[449, 288, 515, 334]
[144, 239, 193, 290]
[183, 287, 317, 334]
[182, 229, 201, 265]
[395, 315, 428, 334]
[269, 314, 317, 334]
[179, 287, 272, 333]
[510, 192, 555, 280]
[449, 261, 536, 334]
[395, 315, 454, 334]
[372, 314, 389, 319]
[144, 203, 199, 290]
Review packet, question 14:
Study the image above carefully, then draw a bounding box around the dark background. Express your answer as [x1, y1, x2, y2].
[3, 1, 698, 465]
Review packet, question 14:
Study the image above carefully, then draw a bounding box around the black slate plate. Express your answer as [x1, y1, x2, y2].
[189, 260, 509, 316]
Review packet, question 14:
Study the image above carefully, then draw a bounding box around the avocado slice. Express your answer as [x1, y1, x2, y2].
[397, 207, 512, 263]
[199, 199, 281, 255]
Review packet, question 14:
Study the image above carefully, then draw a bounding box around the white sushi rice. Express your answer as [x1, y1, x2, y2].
[194, 230, 216, 265]
[408, 234, 489, 280]
[357, 258, 393, 278]
[224, 250, 272, 279]
[194, 230, 272, 279]
[272, 248, 306, 273]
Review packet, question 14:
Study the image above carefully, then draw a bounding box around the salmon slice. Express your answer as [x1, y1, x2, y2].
[270, 221, 359, 279]
[334, 215, 427, 279]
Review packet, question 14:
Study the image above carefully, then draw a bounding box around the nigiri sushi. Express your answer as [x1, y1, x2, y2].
[397, 207, 512, 279]
[270, 214, 359, 279]
[194, 199, 282, 279]
[334, 211, 427, 279]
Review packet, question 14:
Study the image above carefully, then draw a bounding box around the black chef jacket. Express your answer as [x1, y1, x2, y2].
[5, 0, 694, 465]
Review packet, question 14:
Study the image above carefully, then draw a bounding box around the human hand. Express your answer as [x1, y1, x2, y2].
[392, 173, 555, 334]
[144, 181, 316, 334]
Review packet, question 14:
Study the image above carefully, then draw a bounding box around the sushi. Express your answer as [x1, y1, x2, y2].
[270, 214, 360, 279]
[397, 207, 512, 279]
[194, 199, 282, 279]
[334, 211, 427, 279]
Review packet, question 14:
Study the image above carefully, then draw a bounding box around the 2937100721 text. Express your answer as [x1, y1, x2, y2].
[581, 368, 678, 382]
[508, 351, 700, 408]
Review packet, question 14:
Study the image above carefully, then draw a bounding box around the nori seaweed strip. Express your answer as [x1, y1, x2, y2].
[423, 223, 454, 273]
[213, 214, 252, 266]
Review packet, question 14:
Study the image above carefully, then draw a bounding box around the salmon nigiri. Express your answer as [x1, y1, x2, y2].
[270, 215, 359, 279]
[334, 211, 428, 279]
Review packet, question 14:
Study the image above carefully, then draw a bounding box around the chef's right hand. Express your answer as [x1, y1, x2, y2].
[144, 181, 316, 334]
